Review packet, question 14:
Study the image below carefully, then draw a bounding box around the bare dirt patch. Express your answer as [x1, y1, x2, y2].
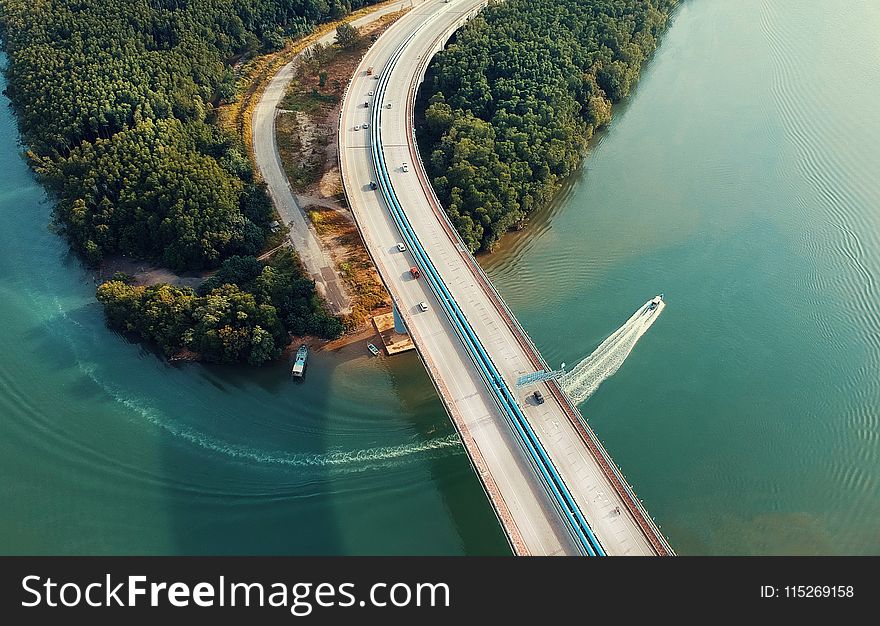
[277, 13, 408, 331]
[305, 204, 389, 330]
[98, 257, 207, 289]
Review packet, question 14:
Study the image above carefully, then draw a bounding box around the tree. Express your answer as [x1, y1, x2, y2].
[201, 255, 265, 293]
[335, 23, 361, 50]
[262, 26, 285, 52]
[189, 284, 287, 364]
[216, 69, 238, 103]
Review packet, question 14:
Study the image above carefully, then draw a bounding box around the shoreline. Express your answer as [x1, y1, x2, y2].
[413, 0, 676, 256]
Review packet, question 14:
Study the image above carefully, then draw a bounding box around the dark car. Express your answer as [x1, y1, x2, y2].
[532, 390, 545, 405]
[369, 181, 377, 190]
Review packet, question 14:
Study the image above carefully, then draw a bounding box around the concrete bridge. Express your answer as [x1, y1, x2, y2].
[337, 0, 673, 556]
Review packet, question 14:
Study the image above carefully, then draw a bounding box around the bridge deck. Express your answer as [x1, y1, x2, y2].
[337, 0, 669, 556]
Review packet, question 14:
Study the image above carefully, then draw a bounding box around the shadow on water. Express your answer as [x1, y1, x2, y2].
[159, 356, 346, 556]
[383, 351, 512, 555]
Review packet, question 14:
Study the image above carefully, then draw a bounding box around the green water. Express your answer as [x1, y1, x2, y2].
[483, 0, 880, 554]
[2, 0, 879, 555]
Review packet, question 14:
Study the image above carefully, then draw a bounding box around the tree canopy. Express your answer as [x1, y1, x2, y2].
[0, 0, 381, 266]
[335, 22, 361, 49]
[97, 250, 343, 365]
[418, 0, 676, 252]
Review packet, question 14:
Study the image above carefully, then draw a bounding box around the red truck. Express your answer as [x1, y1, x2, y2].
[409, 267, 420, 279]
[366, 66, 374, 76]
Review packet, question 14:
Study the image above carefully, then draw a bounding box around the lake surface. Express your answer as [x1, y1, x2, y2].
[484, 0, 880, 554]
[1, 0, 878, 555]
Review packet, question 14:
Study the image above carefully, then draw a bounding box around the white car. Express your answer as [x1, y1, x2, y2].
[362, 123, 369, 129]
[368, 90, 374, 96]
[396, 242, 406, 252]
[354, 125, 360, 131]
[402, 162, 409, 172]
[418, 301, 428, 312]
[387, 103, 392, 109]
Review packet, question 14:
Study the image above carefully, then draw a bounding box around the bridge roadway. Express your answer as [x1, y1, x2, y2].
[338, 0, 671, 555]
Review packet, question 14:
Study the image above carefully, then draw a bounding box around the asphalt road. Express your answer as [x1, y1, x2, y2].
[338, 0, 662, 555]
[252, 1, 413, 314]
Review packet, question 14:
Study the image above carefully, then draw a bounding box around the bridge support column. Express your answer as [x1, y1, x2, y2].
[393, 302, 408, 335]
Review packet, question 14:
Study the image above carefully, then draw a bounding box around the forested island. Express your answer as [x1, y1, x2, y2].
[0, 0, 378, 364]
[417, 0, 676, 253]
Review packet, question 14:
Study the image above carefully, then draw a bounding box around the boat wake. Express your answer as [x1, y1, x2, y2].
[45, 295, 464, 475]
[93, 364, 465, 472]
[558, 296, 665, 405]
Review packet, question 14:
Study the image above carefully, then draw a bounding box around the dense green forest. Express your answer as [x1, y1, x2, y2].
[418, 0, 676, 252]
[98, 251, 343, 365]
[0, 0, 379, 266]
[0, 0, 374, 362]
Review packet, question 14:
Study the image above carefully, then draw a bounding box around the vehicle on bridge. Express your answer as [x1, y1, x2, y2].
[336, 0, 672, 556]
[396, 242, 406, 252]
[366, 65, 374, 75]
[369, 181, 378, 190]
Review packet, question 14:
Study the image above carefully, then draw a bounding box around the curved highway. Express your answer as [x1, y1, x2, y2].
[338, 0, 672, 556]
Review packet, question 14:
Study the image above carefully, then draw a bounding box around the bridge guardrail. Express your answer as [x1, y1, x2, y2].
[402, 0, 674, 556]
[373, 9, 605, 556]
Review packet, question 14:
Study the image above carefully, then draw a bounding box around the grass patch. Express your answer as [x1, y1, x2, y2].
[282, 85, 340, 114]
[276, 112, 323, 190]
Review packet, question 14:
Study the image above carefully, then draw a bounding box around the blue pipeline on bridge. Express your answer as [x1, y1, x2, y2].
[398, 4, 673, 558]
[368, 24, 606, 556]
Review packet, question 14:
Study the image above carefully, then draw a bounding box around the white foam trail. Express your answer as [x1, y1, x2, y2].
[558, 297, 665, 405]
[44, 294, 464, 474]
[80, 360, 463, 473]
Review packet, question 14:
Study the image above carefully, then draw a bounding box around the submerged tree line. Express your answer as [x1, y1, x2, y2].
[0, 0, 376, 363]
[418, 0, 676, 253]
